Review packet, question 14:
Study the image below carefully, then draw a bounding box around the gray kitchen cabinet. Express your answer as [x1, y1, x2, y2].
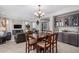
[58, 33, 63, 42]
[54, 10, 79, 47]
[68, 34, 78, 46]
[62, 33, 69, 44]
[58, 32, 79, 47]
[77, 34, 79, 46]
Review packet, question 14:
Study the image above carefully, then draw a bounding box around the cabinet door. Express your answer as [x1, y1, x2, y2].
[58, 33, 63, 42]
[78, 34, 79, 47]
[68, 34, 78, 46]
[62, 33, 69, 44]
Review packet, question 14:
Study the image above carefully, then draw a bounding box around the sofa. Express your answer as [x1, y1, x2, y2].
[0, 32, 11, 44]
[4, 32, 11, 41]
[14, 33, 26, 43]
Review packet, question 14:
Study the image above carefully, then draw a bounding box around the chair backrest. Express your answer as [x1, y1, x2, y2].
[26, 30, 33, 40]
[27, 34, 36, 46]
[45, 35, 51, 49]
[27, 31, 33, 35]
[51, 33, 58, 43]
[46, 34, 52, 44]
[37, 35, 51, 48]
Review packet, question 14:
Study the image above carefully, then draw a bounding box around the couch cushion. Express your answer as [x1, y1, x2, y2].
[0, 32, 4, 36]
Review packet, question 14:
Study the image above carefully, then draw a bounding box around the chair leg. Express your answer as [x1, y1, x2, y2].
[26, 42, 27, 53]
[28, 48, 29, 53]
[28, 45, 30, 53]
[33, 44, 36, 50]
[36, 46, 39, 53]
[56, 47, 57, 53]
[43, 49, 44, 53]
[52, 44, 54, 53]
[56, 43, 58, 53]
[50, 45, 51, 53]
[40, 48, 41, 53]
[52, 47, 54, 53]
[44, 48, 46, 53]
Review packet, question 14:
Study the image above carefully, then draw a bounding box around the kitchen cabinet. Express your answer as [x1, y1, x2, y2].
[62, 33, 69, 44]
[58, 32, 79, 47]
[68, 34, 78, 46]
[58, 33, 63, 42]
[54, 12, 79, 27]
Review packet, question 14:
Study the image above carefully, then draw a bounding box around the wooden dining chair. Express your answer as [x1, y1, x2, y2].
[26, 31, 37, 53]
[36, 35, 51, 53]
[51, 33, 58, 53]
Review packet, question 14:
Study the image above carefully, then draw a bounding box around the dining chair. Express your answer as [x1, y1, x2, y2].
[26, 31, 37, 53]
[36, 35, 51, 53]
[51, 33, 58, 53]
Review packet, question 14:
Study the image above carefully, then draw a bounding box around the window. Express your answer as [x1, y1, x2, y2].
[32, 22, 37, 29]
[41, 22, 49, 30]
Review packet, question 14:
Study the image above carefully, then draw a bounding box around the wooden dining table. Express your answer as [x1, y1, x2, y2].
[33, 32, 49, 40]
[26, 31, 53, 53]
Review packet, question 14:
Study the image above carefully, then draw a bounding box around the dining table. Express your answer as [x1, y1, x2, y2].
[26, 30, 58, 53]
[26, 30, 53, 53]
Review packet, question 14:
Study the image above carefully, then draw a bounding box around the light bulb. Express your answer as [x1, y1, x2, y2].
[38, 11, 42, 14]
[34, 12, 38, 16]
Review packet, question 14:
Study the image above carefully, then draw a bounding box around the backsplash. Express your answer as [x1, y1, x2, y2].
[58, 27, 79, 32]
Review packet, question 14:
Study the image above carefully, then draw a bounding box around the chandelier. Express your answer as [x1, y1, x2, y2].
[34, 5, 45, 19]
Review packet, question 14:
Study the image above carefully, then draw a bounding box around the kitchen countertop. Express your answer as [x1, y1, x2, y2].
[58, 31, 79, 34]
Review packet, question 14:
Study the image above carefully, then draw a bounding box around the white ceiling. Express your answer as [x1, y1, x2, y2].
[0, 5, 79, 20]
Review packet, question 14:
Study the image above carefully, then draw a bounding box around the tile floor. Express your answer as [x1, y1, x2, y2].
[0, 40, 79, 53]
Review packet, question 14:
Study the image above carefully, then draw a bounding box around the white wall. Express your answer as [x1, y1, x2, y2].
[49, 16, 53, 32]
[2, 6, 79, 33]
[7, 19, 33, 33]
[12, 20, 24, 30]
[7, 19, 12, 33]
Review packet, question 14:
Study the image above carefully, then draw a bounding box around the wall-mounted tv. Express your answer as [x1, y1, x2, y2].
[14, 25, 22, 29]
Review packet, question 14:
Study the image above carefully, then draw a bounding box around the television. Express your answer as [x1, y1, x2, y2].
[14, 25, 22, 29]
